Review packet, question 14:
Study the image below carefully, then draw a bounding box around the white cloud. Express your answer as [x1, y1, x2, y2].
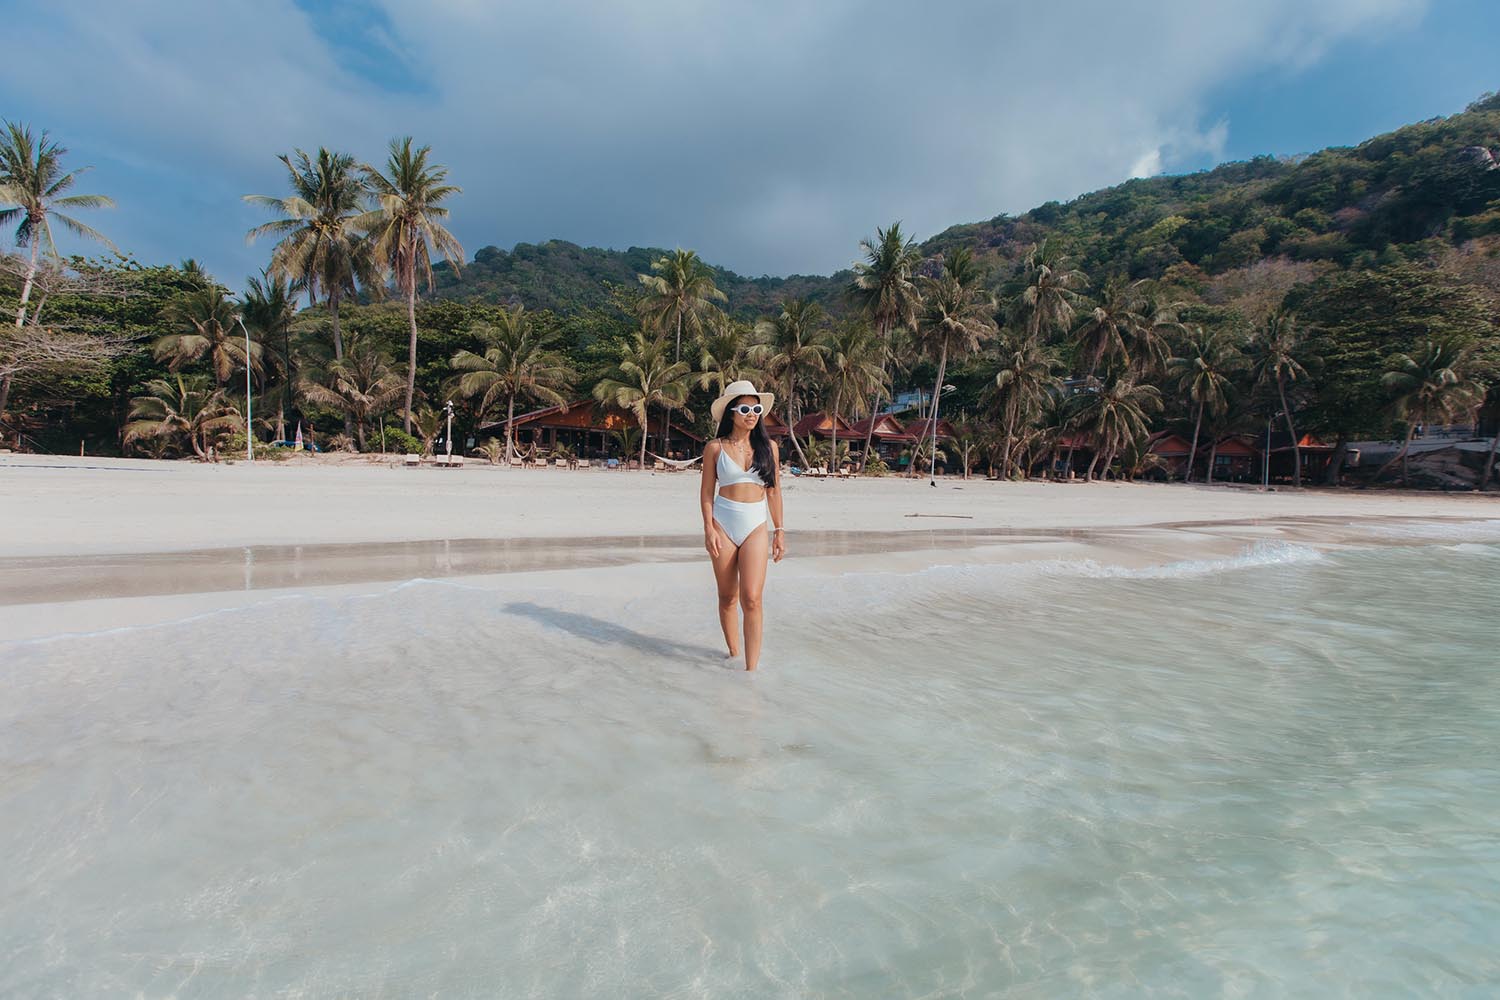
[1, 0, 1428, 281]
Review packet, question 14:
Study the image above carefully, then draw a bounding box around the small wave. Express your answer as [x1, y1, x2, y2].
[1357, 519, 1500, 543]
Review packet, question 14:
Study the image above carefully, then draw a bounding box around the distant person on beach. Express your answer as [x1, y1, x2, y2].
[700, 380, 786, 671]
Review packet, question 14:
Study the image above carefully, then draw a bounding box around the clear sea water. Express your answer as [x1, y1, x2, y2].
[3, 535, 1499, 997]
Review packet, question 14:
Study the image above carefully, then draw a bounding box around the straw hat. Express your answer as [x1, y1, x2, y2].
[710, 379, 776, 425]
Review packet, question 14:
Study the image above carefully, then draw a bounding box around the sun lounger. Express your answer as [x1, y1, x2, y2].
[433, 454, 464, 468]
[403, 453, 421, 467]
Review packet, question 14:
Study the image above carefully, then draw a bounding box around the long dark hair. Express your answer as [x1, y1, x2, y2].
[716, 397, 777, 487]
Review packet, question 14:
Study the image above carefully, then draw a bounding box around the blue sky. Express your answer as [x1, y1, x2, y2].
[3, 0, 1497, 288]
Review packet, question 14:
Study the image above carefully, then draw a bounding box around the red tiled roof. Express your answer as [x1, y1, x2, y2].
[846, 414, 916, 441]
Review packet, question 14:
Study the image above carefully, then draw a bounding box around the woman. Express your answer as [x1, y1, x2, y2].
[700, 380, 787, 670]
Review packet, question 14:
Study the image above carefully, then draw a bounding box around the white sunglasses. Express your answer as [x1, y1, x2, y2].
[731, 403, 764, 416]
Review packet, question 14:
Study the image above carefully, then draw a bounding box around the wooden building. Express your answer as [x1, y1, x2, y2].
[845, 413, 918, 462]
[479, 400, 702, 459]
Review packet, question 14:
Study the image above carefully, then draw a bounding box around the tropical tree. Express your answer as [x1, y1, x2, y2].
[451, 305, 575, 463]
[822, 317, 887, 474]
[1248, 310, 1312, 486]
[244, 148, 375, 364]
[1376, 339, 1485, 484]
[1074, 276, 1141, 375]
[695, 312, 762, 396]
[360, 137, 464, 433]
[152, 286, 261, 389]
[638, 248, 725, 364]
[848, 222, 923, 469]
[991, 330, 1062, 478]
[593, 329, 693, 468]
[913, 247, 996, 478]
[948, 413, 986, 480]
[754, 297, 828, 467]
[0, 121, 116, 418]
[1126, 290, 1182, 379]
[241, 270, 301, 442]
[122, 375, 240, 461]
[1071, 374, 1162, 481]
[1014, 239, 1086, 344]
[1168, 327, 1242, 482]
[298, 335, 406, 451]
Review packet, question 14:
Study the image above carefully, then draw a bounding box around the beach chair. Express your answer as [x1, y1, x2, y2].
[606, 458, 620, 471]
[508, 452, 524, 469]
[403, 453, 421, 467]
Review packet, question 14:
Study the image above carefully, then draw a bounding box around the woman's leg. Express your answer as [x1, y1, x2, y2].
[736, 524, 770, 670]
[708, 520, 742, 657]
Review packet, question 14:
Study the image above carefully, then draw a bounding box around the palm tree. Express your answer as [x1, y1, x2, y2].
[822, 317, 887, 474]
[1168, 327, 1242, 482]
[1074, 276, 1141, 375]
[123, 375, 240, 461]
[593, 329, 694, 468]
[948, 413, 986, 480]
[695, 312, 762, 396]
[1014, 239, 1086, 344]
[1376, 339, 1485, 484]
[241, 270, 301, 442]
[153, 286, 262, 389]
[1126, 290, 1182, 380]
[1248, 310, 1311, 486]
[1072, 374, 1162, 481]
[360, 137, 464, 433]
[754, 298, 828, 467]
[245, 148, 375, 364]
[913, 247, 996, 479]
[298, 335, 406, 451]
[451, 305, 575, 463]
[848, 223, 924, 469]
[638, 249, 726, 365]
[0, 121, 116, 419]
[991, 330, 1062, 478]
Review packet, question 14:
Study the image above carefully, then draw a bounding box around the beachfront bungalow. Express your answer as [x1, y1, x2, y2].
[1051, 433, 1095, 478]
[1146, 432, 1193, 479]
[1265, 431, 1336, 482]
[1208, 436, 1258, 481]
[480, 400, 703, 460]
[845, 413, 917, 463]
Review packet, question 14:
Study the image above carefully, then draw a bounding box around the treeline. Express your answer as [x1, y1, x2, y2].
[3, 95, 1500, 487]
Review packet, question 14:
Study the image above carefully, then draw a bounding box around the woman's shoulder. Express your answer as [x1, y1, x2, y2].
[705, 438, 723, 455]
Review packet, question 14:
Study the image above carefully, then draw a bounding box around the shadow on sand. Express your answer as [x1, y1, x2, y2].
[503, 601, 723, 663]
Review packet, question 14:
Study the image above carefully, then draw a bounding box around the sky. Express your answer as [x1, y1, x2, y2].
[4, 0, 1498, 287]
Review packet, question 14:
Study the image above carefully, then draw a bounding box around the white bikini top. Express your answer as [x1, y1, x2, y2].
[716, 443, 766, 491]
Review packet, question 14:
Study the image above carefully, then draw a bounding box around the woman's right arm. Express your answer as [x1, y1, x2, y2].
[700, 441, 721, 557]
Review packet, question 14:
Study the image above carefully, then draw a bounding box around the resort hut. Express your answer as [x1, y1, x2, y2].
[1146, 432, 1193, 479]
[1265, 431, 1337, 483]
[845, 413, 917, 464]
[1208, 436, 1258, 482]
[481, 400, 702, 461]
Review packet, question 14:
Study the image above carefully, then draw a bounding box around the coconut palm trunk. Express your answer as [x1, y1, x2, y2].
[638, 411, 650, 469]
[785, 375, 810, 468]
[1002, 401, 1018, 480]
[1085, 443, 1102, 481]
[0, 240, 43, 420]
[859, 320, 888, 472]
[1375, 424, 1419, 483]
[1277, 374, 1300, 487]
[1206, 439, 1219, 484]
[505, 394, 517, 463]
[404, 283, 418, 433]
[830, 387, 841, 473]
[1186, 399, 1205, 483]
[1482, 425, 1499, 491]
[925, 345, 949, 482]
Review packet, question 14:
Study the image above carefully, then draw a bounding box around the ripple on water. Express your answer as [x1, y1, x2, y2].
[2, 542, 1499, 996]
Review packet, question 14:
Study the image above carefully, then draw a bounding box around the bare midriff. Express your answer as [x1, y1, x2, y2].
[718, 484, 767, 504]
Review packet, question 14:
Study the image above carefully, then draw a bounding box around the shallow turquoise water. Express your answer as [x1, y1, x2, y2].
[2, 537, 1498, 997]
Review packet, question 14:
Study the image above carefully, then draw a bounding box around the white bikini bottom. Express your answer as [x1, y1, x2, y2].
[712, 494, 769, 547]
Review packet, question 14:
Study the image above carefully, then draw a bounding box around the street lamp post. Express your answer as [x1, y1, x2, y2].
[234, 314, 253, 463]
[444, 400, 454, 460]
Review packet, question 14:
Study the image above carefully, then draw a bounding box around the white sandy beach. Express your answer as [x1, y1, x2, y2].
[3, 452, 1497, 556]
[2, 452, 1497, 642]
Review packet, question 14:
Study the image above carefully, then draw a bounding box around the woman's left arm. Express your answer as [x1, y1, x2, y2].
[768, 441, 786, 562]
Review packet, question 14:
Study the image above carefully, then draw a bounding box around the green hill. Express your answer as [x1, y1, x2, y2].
[434, 91, 1500, 314]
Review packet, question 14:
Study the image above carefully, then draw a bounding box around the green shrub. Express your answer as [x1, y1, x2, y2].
[376, 427, 423, 454]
